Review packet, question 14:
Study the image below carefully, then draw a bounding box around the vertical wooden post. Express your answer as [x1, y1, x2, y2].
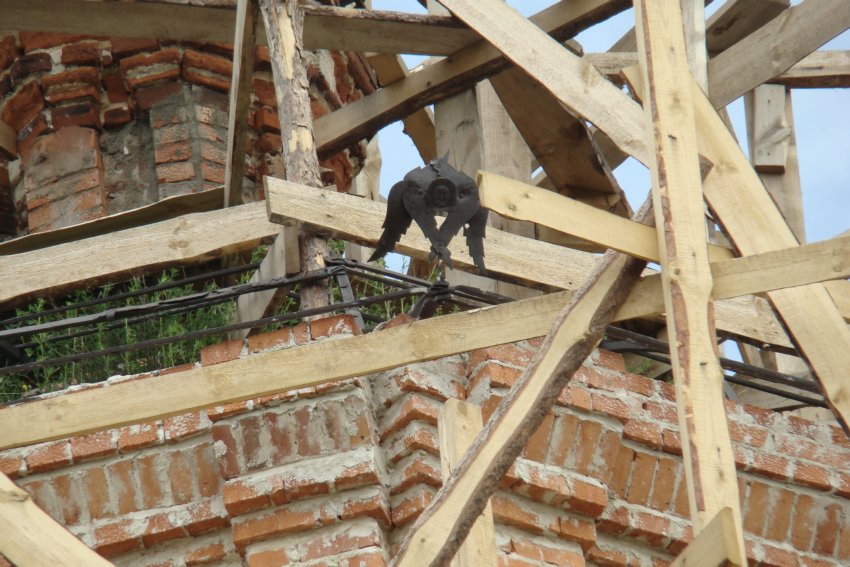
[259, 0, 330, 311]
[224, 0, 258, 207]
[635, 0, 745, 561]
[438, 399, 496, 567]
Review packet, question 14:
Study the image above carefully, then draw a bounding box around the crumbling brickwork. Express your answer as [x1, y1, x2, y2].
[2, 314, 849, 566]
[0, 27, 375, 236]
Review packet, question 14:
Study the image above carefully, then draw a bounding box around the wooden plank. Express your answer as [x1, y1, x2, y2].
[438, 400, 496, 567]
[264, 176, 795, 349]
[0, 119, 17, 159]
[1, 1, 478, 55]
[692, 78, 850, 431]
[746, 84, 791, 174]
[0, 472, 114, 566]
[477, 172, 732, 263]
[680, 0, 708, 89]
[259, 0, 329, 312]
[435, 0, 648, 162]
[489, 66, 632, 220]
[224, 0, 258, 207]
[708, 0, 850, 108]
[670, 507, 744, 567]
[0, 187, 225, 256]
[393, 217, 649, 567]
[0, 283, 592, 450]
[704, 0, 788, 55]
[366, 54, 437, 162]
[313, 0, 632, 158]
[0, 202, 278, 306]
[772, 51, 850, 88]
[636, 0, 744, 539]
[302, 5, 476, 55]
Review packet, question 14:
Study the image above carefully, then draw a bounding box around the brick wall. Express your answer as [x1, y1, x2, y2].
[0, 22, 375, 236]
[2, 314, 849, 566]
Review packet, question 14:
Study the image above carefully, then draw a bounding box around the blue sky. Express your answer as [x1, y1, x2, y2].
[369, 0, 849, 250]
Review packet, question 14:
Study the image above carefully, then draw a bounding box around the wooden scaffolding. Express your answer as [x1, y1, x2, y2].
[1, 0, 849, 565]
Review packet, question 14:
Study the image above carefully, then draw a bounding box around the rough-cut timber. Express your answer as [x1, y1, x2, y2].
[313, 0, 631, 158]
[635, 0, 744, 551]
[259, 0, 329, 311]
[708, 0, 850, 107]
[224, 0, 258, 207]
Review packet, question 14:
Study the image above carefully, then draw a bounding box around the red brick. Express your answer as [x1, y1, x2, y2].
[744, 481, 770, 536]
[157, 161, 196, 184]
[169, 450, 195, 504]
[211, 422, 242, 479]
[142, 512, 187, 546]
[311, 97, 330, 119]
[110, 37, 159, 58]
[184, 49, 232, 76]
[650, 457, 678, 511]
[794, 462, 831, 491]
[491, 495, 547, 535]
[380, 395, 440, 440]
[573, 420, 603, 475]
[136, 453, 167, 508]
[309, 314, 362, 340]
[2, 81, 44, 132]
[153, 140, 193, 164]
[184, 500, 230, 536]
[468, 343, 534, 371]
[135, 80, 181, 109]
[70, 430, 115, 461]
[751, 452, 791, 481]
[0, 456, 23, 479]
[839, 520, 850, 560]
[46, 84, 100, 105]
[183, 67, 230, 92]
[51, 473, 84, 525]
[568, 476, 608, 517]
[104, 105, 133, 128]
[626, 452, 656, 506]
[0, 36, 17, 71]
[589, 392, 630, 422]
[587, 545, 631, 567]
[524, 412, 555, 462]
[107, 459, 138, 515]
[338, 489, 391, 527]
[10, 52, 52, 80]
[25, 441, 71, 473]
[233, 508, 319, 551]
[19, 32, 85, 52]
[247, 548, 288, 567]
[814, 502, 842, 555]
[765, 487, 794, 541]
[223, 480, 271, 516]
[118, 421, 160, 451]
[201, 160, 225, 183]
[185, 542, 227, 566]
[558, 516, 596, 552]
[791, 494, 816, 551]
[547, 413, 579, 467]
[630, 509, 671, 548]
[760, 543, 799, 567]
[390, 487, 433, 528]
[623, 419, 663, 450]
[94, 519, 143, 557]
[253, 106, 280, 133]
[52, 102, 102, 129]
[61, 41, 101, 65]
[673, 475, 690, 518]
[163, 412, 209, 442]
[120, 48, 181, 88]
[662, 429, 682, 456]
[199, 339, 242, 366]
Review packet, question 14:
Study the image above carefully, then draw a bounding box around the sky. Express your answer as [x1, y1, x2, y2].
[368, 0, 849, 253]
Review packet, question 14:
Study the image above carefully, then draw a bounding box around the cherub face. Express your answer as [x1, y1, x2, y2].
[426, 178, 457, 209]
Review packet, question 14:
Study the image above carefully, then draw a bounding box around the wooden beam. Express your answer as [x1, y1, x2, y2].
[489, 66, 632, 220]
[0, 187, 226, 256]
[771, 50, 850, 88]
[746, 84, 791, 174]
[704, 0, 789, 55]
[636, 0, 744, 543]
[477, 172, 732, 263]
[392, 212, 649, 566]
[259, 0, 329, 312]
[1, 1, 482, 56]
[263, 176, 795, 350]
[224, 0, 258, 207]
[438, 400, 496, 567]
[0, 472, 114, 566]
[590, 50, 850, 90]
[0, 282, 591, 450]
[366, 54, 437, 162]
[0, 119, 17, 159]
[670, 507, 744, 567]
[708, 0, 850, 108]
[692, 78, 850, 431]
[313, 0, 631, 158]
[302, 5, 476, 55]
[0, 202, 278, 306]
[435, 0, 647, 162]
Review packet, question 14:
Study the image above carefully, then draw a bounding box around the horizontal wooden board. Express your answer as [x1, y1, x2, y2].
[0, 201, 278, 306]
